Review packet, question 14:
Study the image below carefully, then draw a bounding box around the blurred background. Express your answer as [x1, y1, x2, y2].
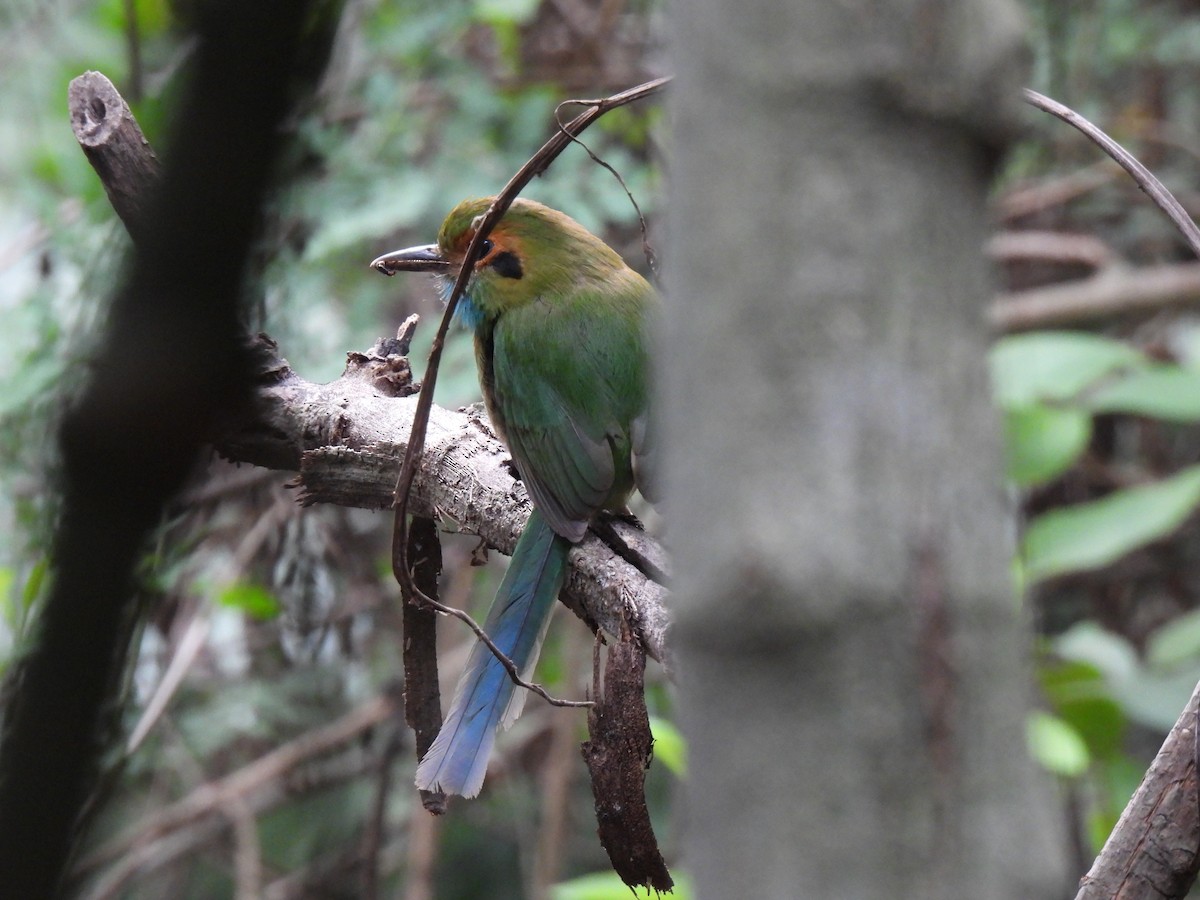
[5, 0, 1200, 896]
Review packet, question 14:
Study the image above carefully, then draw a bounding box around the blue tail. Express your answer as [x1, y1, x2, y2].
[415, 509, 569, 797]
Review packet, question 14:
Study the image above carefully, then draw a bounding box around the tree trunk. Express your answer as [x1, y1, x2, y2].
[664, 2, 1069, 897]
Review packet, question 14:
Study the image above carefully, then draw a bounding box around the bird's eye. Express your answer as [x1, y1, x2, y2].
[479, 239, 494, 255]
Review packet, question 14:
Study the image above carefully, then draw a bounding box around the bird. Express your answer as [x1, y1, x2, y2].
[371, 197, 659, 798]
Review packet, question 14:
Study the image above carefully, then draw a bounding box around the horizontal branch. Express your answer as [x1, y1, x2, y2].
[990, 262, 1200, 332]
[986, 230, 1113, 271]
[214, 334, 672, 668]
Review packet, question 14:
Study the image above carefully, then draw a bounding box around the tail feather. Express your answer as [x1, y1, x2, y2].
[415, 509, 569, 798]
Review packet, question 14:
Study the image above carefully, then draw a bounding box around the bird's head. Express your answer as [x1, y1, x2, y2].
[371, 196, 629, 323]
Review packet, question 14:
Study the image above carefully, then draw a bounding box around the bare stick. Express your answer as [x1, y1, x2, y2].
[553, 97, 659, 280]
[1023, 89, 1200, 259]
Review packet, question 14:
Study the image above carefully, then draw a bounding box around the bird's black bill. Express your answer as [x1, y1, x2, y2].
[370, 243, 449, 276]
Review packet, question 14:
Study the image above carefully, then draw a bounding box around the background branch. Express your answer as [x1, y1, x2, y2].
[74, 694, 397, 896]
[991, 262, 1200, 331]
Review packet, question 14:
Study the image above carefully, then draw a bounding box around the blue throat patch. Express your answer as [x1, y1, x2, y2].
[438, 275, 485, 331]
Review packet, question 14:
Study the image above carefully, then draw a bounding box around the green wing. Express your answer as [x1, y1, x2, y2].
[491, 284, 655, 543]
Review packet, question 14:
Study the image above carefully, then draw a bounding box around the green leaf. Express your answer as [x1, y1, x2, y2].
[1021, 465, 1200, 582]
[552, 870, 691, 900]
[0, 355, 65, 419]
[473, 0, 540, 25]
[302, 177, 438, 261]
[648, 715, 687, 778]
[1002, 404, 1091, 486]
[1146, 608, 1200, 670]
[1053, 622, 1200, 732]
[0, 566, 15, 634]
[990, 331, 1145, 408]
[1088, 755, 1145, 853]
[1111, 668, 1200, 732]
[1038, 658, 1125, 760]
[1053, 622, 1140, 682]
[21, 558, 48, 613]
[1084, 365, 1200, 421]
[217, 582, 280, 620]
[1027, 710, 1090, 777]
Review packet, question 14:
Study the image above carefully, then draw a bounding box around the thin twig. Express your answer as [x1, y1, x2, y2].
[417, 593, 591, 711]
[553, 98, 659, 281]
[1023, 89, 1200, 259]
[74, 694, 397, 882]
[385, 76, 669, 705]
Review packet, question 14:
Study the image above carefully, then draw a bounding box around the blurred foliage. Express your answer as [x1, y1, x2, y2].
[551, 869, 692, 900]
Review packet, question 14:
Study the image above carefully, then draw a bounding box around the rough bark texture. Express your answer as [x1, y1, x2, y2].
[665, 2, 1069, 897]
[1075, 683, 1200, 899]
[68, 71, 162, 244]
[215, 336, 672, 669]
[581, 629, 672, 892]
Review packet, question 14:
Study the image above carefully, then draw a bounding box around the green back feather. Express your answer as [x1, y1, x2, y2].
[437, 197, 659, 541]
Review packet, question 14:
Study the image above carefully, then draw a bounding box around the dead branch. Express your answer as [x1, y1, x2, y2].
[1073, 680, 1200, 899]
[215, 335, 672, 667]
[68, 71, 161, 243]
[990, 262, 1200, 331]
[402, 516, 446, 815]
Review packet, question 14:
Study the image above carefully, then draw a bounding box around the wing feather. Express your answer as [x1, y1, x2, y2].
[490, 284, 653, 542]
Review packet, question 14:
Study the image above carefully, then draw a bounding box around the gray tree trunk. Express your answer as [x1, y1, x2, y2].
[664, 2, 1069, 897]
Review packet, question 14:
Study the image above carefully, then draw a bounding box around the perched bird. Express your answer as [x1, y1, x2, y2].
[372, 197, 659, 798]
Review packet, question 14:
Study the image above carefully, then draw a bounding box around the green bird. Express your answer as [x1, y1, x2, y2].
[372, 197, 659, 797]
